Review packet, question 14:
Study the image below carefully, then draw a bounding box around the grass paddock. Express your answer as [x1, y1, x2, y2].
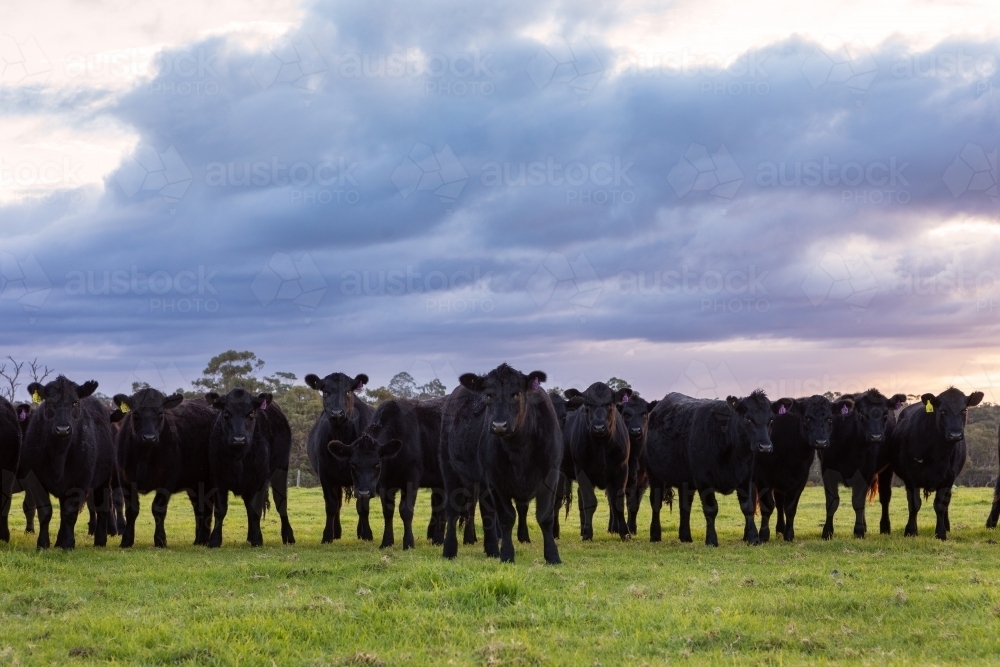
[3, 486, 1000, 665]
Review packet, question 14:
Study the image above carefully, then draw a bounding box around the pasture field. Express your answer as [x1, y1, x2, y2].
[3, 487, 1000, 665]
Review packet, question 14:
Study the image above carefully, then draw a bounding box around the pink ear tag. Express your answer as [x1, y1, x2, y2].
[622, 394, 629, 404]
[778, 405, 786, 415]
[531, 378, 540, 390]
[260, 399, 269, 411]
[18, 409, 27, 421]
[841, 405, 850, 415]
[895, 401, 902, 410]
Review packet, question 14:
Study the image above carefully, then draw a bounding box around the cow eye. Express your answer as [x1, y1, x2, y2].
[827, 418, 833, 424]
[510, 392, 520, 400]
[72, 401, 79, 408]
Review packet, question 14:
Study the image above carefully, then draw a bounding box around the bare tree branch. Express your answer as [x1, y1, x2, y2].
[0, 356, 24, 403]
[28, 358, 52, 384]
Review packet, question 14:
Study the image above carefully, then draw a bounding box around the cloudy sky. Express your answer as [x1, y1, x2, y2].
[1, 0, 999, 402]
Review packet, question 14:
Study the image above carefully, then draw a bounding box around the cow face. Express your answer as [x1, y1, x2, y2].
[113, 388, 184, 446]
[727, 390, 791, 454]
[205, 388, 271, 454]
[850, 389, 906, 444]
[459, 363, 546, 437]
[305, 372, 367, 425]
[619, 395, 658, 440]
[328, 433, 403, 499]
[920, 387, 984, 443]
[791, 395, 854, 449]
[564, 383, 632, 437]
[27, 376, 98, 441]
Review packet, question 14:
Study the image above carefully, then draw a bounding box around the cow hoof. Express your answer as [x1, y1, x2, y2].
[379, 541, 393, 549]
[545, 557, 562, 565]
[936, 532, 947, 541]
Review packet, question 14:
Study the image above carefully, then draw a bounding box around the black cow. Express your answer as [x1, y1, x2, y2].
[756, 395, 854, 542]
[440, 363, 562, 564]
[329, 397, 445, 549]
[646, 390, 791, 546]
[819, 388, 906, 539]
[112, 389, 216, 547]
[17, 376, 115, 549]
[205, 389, 292, 547]
[987, 425, 1000, 530]
[14, 403, 36, 533]
[305, 372, 374, 543]
[879, 388, 983, 539]
[615, 394, 658, 536]
[0, 397, 20, 542]
[563, 382, 633, 541]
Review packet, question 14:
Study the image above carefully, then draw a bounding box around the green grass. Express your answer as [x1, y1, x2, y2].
[3, 487, 1000, 665]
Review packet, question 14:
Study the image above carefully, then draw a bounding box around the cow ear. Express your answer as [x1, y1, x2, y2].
[15, 404, 31, 421]
[888, 393, 907, 410]
[379, 439, 404, 459]
[113, 394, 132, 412]
[967, 391, 985, 407]
[525, 371, 546, 390]
[919, 393, 938, 410]
[327, 440, 353, 459]
[305, 374, 322, 390]
[726, 396, 745, 413]
[771, 398, 794, 415]
[78, 380, 99, 398]
[205, 392, 224, 409]
[615, 387, 633, 404]
[109, 408, 126, 424]
[351, 374, 369, 392]
[255, 393, 273, 410]
[564, 388, 583, 399]
[459, 373, 485, 392]
[163, 393, 184, 410]
[832, 398, 854, 416]
[27, 382, 45, 402]
[646, 400, 658, 413]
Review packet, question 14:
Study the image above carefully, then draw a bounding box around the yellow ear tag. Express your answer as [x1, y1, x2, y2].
[31, 391, 42, 405]
[925, 401, 934, 413]
[119, 403, 130, 414]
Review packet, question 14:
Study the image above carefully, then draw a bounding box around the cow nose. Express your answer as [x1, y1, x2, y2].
[813, 439, 829, 448]
[629, 427, 643, 436]
[491, 421, 508, 434]
[947, 431, 964, 441]
[54, 425, 71, 437]
[869, 433, 884, 443]
[757, 442, 773, 453]
[356, 489, 371, 499]
[591, 423, 608, 434]
[328, 409, 346, 420]
[142, 434, 157, 444]
[232, 436, 247, 445]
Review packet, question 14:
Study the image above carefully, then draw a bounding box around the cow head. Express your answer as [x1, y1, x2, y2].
[920, 387, 984, 443]
[205, 388, 271, 455]
[564, 383, 631, 438]
[112, 388, 184, 446]
[305, 372, 368, 425]
[328, 433, 403, 499]
[726, 390, 791, 454]
[459, 363, 546, 437]
[849, 389, 906, 444]
[618, 395, 658, 440]
[790, 395, 854, 449]
[27, 376, 98, 441]
[14, 403, 32, 435]
[548, 392, 569, 429]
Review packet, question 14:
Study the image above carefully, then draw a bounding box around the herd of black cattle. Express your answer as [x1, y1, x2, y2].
[0, 363, 996, 564]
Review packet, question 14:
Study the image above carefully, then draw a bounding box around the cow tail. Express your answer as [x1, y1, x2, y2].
[664, 487, 674, 512]
[561, 479, 573, 519]
[867, 474, 879, 503]
[343, 486, 354, 502]
[261, 481, 271, 520]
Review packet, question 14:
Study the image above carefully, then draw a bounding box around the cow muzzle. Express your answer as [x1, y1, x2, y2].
[491, 421, 509, 435]
[327, 409, 346, 422]
[629, 427, 643, 436]
[141, 433, 158, 444]
[868, 433, 884, 443]
[231, 435, 247, 446]
[755, 442, 773, 453]
[947, 431, 964, 442]
[53, 425, 71, 437]
[812, 439, 829, 449]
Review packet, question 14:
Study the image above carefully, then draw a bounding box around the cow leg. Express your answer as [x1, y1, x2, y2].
[904, 484, 921, 537]
[774, 490, 786, 536]
[988, 482, 1000, 528]
[244, 490, 265, 547]
[649, 485, 663, 543]
[380, 489, 396, 549]
[878, 467, 893, 535]
[850, 473, 868, 538]
[679, 485, 694, 543]
[933, 486, 951, 540]
[493, 492, 517, 564]
[535, 468, 562, 565]
[738, 486, 760, 545]
[92, 485, 110, 547]
[270, 469, 295, 545]
[86, 495, 97, 536]
[431, 488, 446, 545]
[627, 479, 646, 536]
[112, 484, 126, 537]
[576, 473, 598, 541]
[208, 488, 228, 548]
[57, 490, 84, 550]
[463, 493, 478, 545]
[187, 486, 211, 546]
[606, 489, 617, 534]
[516, 500, 531, 543]
[783, 484, 805, 542]
[36, 497, 53, 550]
[700, 489, 720, 547]
[822, 469, 840, 540]
[400, 485, 417, 550]
[758, 488, 775, 544]
[23, 493, 36, 533]
[356, 495, 373, 541]
[151, 490, 170, 548]
[479, 487, 500, 558]
[610, 473, 631, 541]
[320, 483, 340, 543]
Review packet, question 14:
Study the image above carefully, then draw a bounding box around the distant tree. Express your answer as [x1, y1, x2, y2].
[0, 356, 52, 402]
[364, 386, 395, 406]
[387, 372, 418, 399]
[132, 381, 151, 393]
[607, 377, 639, 398]
[418, 378, 447, 399]
[192, 350, 267, 394]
